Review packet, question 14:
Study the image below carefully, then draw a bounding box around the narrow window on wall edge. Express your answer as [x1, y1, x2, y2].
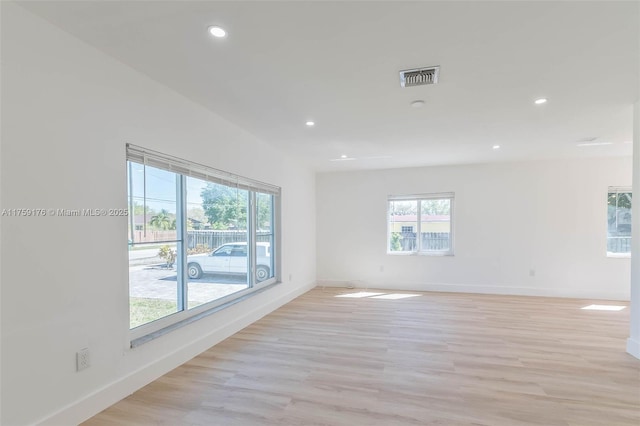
[607, 186, 631, 257]
[127, 144, 280, 339]
[387, 193, 454, 255]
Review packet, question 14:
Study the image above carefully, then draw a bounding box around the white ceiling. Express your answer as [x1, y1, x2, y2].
[18, 1, 639, 172]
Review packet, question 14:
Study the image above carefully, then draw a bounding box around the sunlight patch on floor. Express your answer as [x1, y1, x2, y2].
[581, 304, 626, 311]
[371, 293, 421, 300]
[335, 292, 385, 298]
[335, 292, 421, 300]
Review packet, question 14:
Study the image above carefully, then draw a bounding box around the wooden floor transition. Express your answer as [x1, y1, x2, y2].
[84, 288, 640, 426]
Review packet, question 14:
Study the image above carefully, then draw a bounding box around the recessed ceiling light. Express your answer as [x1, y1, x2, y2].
[208, 26, 227, 38]
[534, 98, 547, 105]
[305, 121, 315, 127]
[492, 145, 501, 150]
[410, 100, 425, 108]
[340, 154, 348, 159]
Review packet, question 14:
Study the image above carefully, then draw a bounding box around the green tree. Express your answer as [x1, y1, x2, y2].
[390, 201, 417, 216]
[150, 209, 173, 230]
[256, 193, 272, 230]
[390, 232, 402, 251]
[421, 199, 450, 215]
[201, 183, 248, 230]
[608, 192, 632, 227]
[187, 207, 208, 229]
[131, 202, 156, 216]
[608, 192, 632, 210]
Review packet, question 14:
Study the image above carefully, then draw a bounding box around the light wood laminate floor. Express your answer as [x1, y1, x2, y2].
[84, 288, 640, 426]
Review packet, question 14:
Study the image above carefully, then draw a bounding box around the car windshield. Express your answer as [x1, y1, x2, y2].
[211, 243, 269, 257]
[213, 246, 233, 256]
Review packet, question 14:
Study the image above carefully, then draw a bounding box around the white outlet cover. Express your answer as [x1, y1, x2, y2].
[77, 348, 90, 371]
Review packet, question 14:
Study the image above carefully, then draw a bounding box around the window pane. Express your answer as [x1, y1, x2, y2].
[420, 199, 451, 252]
[127, 162, 181, 328]
[389, 200, 417, 252]
[607, 191, 632, 254]
[256, 192, 275, 282]
[128, 163, 179, 244]
[186, 178, 249, 309]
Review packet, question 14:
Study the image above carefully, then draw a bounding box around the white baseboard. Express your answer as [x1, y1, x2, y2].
[627, 337, 640, 360]
[316, 280, 629, 301]
[36, 281, 317, 426]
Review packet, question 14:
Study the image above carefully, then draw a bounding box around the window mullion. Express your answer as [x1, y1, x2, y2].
[127, 162, 135, 246]
[143, 164, 147, 238]
[176, 174, 187, 312]
[387, 201, 392, 253]
[248, 192, 257, 288]
[416, 200, 422, 252]
[616, 193, 620, 230]
[271, 195, 277, 279]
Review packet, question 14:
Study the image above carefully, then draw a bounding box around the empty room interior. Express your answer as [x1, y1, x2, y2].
[1, 1, 640, 425]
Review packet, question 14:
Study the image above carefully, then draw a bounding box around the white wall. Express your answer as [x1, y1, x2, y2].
[317, 157, 631, 300]
[0, 3, 315, 425]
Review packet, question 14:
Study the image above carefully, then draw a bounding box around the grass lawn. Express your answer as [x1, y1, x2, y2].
[130, 297, 177, 328]
[130, 297, 200, 329]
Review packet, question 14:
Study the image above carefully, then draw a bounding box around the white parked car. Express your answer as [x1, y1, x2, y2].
[187, 242, 272, 282]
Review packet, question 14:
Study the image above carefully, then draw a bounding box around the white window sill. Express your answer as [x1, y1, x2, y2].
[387, 251, 454, 257]
[130, 280, 279, 348]
[607, 252, 631, 259]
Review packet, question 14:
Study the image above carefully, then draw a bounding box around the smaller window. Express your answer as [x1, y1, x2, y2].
[388, 193, 454, 255]
[607, 187, 632, 257]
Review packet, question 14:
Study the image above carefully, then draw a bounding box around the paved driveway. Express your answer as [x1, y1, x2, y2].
[129, 264, 248, 304]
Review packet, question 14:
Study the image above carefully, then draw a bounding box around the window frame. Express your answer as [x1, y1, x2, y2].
[607, 186, 632, 258]
[127, 144, 281, 343]
[387, 193, 455, 256]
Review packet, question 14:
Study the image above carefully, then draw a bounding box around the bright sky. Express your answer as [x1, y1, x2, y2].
[128, 162, 207, 214]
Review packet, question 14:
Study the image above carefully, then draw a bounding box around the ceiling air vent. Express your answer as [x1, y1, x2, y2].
[399, 66, 440, 87]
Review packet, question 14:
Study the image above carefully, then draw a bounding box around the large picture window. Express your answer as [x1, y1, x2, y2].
[127, 144, 279, 337]
[607, 187, 631, 257]
[388, 193, 454, 255]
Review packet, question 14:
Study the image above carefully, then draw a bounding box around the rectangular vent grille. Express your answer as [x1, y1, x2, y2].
[399, 66, 440, 87]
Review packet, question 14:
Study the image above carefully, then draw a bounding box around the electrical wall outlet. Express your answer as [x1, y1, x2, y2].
[76, 348, 90, 372]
